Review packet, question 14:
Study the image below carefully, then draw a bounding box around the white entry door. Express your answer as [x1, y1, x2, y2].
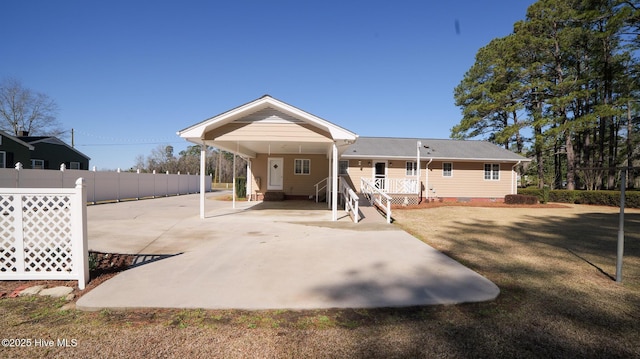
[267, 158, 284, 190]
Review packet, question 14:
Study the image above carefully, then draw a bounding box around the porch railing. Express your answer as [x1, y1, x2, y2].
[372, 178, 419, 194]
[339, 179, 360, 223]
[361, 178, 392, 224]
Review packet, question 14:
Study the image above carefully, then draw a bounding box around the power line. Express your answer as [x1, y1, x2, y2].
[76, 141, 185, 147]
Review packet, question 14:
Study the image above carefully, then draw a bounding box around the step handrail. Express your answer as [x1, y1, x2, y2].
[314, 177, 328, 203]
[340, 180, 360, 223]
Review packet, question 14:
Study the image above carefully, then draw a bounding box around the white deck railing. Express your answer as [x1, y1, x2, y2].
[372, 178, 419, 194]
[361, 178, 392, 223]
[339, 179, 360, 223]
[0, 178, 89, 289]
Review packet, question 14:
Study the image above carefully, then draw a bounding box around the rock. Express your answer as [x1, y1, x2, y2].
[18, 285, 45, 296]
[59, 303, 76, 311]
[39, 286, 74, 298]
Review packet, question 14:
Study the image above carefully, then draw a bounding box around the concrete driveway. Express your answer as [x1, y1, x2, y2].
[76, 193, 499, 311]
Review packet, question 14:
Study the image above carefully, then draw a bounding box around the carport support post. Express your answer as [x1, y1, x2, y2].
[332, 142, 338, 221]
[200, 144, 206, 219]
[616, 168, 626, 283]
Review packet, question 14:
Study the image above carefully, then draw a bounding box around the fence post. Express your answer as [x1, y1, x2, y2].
[73, 178, 89, 290]
[616, 169, 627, 283]
[152, 170, 156, 198]
[60, 163, 66, 187]
[166, 171, 169, 197]
[116, 168, 121, 202]
[137, 169, 140, 200]
[92, 166, 97, 204]
[14, 162, 22, 188]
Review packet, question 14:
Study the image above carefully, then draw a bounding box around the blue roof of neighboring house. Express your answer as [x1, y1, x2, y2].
[342, 137, 529, 162]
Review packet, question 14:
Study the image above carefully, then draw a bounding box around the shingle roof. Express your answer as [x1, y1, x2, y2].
[342, 137, 529, 162]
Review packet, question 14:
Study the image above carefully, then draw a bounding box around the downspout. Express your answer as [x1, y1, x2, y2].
[425, 158, 432, 201]
[511, 161, 521, 194]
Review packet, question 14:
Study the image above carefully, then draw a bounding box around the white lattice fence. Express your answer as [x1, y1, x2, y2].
[0, 178, 89, 289]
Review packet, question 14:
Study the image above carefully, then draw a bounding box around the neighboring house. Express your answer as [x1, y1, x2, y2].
[0, 130, 34, 169]
[17, 135, 90, 170]
[178, 95, 530, 218]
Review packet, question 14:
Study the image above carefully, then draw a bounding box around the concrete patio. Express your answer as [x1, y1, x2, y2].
[76, 192, 500, 311]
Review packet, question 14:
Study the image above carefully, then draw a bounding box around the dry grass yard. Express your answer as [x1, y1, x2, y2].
[1, 203, 639, 358]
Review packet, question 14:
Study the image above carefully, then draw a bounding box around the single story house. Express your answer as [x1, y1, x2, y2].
[178, 95, 530, 220]
[18, 134, 90, 170]
[0, 130, 34, 169]
[0, 130, 90, 170]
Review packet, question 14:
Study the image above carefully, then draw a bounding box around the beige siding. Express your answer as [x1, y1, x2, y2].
[341, 159, 370, 192]
[425, 161, 513, 199]
[205, 123, 332, 143]
[343, 158, 515, 199]
[249, 153, 329, 197]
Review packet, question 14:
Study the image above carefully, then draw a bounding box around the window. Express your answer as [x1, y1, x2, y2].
[443, 162, 453, 177]
[484, 163, 500, 180]
[0, 151, 5, 168]
[294, 159, 310, 175]
[70, 162, 81, 170]
[31, 159, 44, 169]
[339, 160, 349, 175]
[406, 161, 417, 176]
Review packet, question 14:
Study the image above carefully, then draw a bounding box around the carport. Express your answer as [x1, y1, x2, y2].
[177, 95, 358, 221]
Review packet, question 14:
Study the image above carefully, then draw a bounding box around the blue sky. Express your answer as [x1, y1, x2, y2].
[1, 0, 535, 170]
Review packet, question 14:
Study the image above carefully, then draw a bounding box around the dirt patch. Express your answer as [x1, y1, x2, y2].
[0, 251, 138, 300]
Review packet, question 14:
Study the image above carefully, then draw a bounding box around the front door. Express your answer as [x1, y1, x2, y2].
[267, 157, 284, 190]
[374, 162, 386, 190]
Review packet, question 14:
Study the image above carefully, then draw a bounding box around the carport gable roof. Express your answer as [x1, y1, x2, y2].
[178, 95, 358, 143]
[343, 137, 530, 162]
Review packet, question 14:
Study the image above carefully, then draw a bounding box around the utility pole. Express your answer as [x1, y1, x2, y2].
[71, 128, 75, 148]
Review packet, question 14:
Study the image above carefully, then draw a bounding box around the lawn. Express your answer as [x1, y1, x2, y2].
[1, 204, 639, 358]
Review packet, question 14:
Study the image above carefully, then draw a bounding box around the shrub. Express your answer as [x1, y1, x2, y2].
[235, 177, 246, 199]
[505, 194, 539, 205]
[518, 188, 640, 208]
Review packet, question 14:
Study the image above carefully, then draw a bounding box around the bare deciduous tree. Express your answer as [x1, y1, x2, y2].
[0, 77, 63, 136]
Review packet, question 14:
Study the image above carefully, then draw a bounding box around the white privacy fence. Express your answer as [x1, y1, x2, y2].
[0, 178, 89, 289]
[0, 166, 212, 203]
